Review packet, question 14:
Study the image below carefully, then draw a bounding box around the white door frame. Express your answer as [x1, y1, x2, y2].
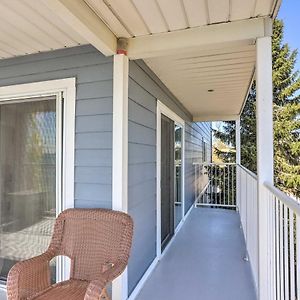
[0, 78, 76, 283]
[156, 100, 185, 259]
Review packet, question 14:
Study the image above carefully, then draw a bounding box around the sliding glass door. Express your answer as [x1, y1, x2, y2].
[0, 96, 58, 283]
[159, 105, 185, 253]
[160, 114, 175, 251]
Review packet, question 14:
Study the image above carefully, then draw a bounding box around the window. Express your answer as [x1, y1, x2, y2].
[0, 79, 75, 284]
[202, 138, 206, 162]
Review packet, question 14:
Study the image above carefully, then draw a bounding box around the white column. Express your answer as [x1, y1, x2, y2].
[112, 54, 129, 300]
[235, 118, 241, 165]
[235, 118, 241, 210]
[256, 36, 274, 300]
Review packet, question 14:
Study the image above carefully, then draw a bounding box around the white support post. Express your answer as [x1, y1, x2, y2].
[112, 54, 129, 300]
[256, 36, 274, 300]
[236, 118, 241, 165]
[235, 118, 241, 210]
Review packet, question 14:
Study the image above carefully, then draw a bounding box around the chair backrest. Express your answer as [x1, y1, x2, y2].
[48, 209, 133, 281]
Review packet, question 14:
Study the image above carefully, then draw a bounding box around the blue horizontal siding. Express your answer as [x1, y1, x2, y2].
[0, 45, 113, 209]
[128, 69, 157, 294]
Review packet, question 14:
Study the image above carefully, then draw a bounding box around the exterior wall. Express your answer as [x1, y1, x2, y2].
[184, 122, 212, 213]
[127, 72, 157, 295]
[128, 60, 212, 295]
[0, 45, 212, 297]
[0, 45, 113, 209]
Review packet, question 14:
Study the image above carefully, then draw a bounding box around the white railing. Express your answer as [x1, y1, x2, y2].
[263, 182, 300, 300]
[194, 163, 236, 209]
[194, 162, 300, 299]
[237, 165, 259, 290]
[238, 165, 300, 299]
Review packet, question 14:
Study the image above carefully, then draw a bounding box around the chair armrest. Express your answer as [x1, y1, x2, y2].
[84, 261, 127, 300]
[7, 252, 54, 300]
[102, 260, 127, 283]
[84, 279, 107, 300]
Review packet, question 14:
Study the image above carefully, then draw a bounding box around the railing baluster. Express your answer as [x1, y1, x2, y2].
[230, 165, 232, 206]
[284, 205, 289, 300]
[194, 164, 197, 204]
[218, 166, 220, 206]
[279, 201, 284, 300]
[270, 192, 276, 300]
[275, 198, 280, 300]
[232, 165, 234, 206]
[214, 165, 216, 206]
[297, 215, 300, 299]
[223, 165, 225, 206]
[209, 164, 212, 206]
[289, 209, 295, 300]
[227, 165, 229, 206]
[218, 166, 220, 205]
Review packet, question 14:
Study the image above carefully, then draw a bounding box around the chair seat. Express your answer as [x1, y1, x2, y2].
[29, 279, 89, 300]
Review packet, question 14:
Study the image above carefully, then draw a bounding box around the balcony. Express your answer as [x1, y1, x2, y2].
[135, 208, 256, 300]
[135, 163, 300, 300]
[0, 163, 297, 300]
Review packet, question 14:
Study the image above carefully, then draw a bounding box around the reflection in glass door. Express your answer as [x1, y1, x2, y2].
[0, 96, 58, 283]
[174, 125, 183, 228]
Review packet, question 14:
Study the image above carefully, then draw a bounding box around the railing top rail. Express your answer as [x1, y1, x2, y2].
[264, 182, 300, 216]
[193, 162, 236, 166]
[238, 164, 257, 180]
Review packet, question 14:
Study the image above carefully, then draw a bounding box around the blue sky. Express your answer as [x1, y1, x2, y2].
[278, 0, 300, 71]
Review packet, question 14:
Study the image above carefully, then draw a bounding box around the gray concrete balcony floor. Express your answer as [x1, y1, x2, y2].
[0, 289, 5, 300]
[135, 208, 257, 300]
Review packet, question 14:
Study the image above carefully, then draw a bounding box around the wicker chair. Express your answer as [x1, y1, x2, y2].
[7, 208, 133, 300]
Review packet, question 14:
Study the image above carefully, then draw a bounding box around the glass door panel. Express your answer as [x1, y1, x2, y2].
[174, 125, 182, 228]
[0, 96, 57, 282]
[161, 114, 175, 251]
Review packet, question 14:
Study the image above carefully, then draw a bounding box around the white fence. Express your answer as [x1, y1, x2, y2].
[236, 165, 300, 299]
[264, 182, 300, 300]
[194, 163, 236, 209]
[195, 162, 300, 299]
[238, 165, 259, 290]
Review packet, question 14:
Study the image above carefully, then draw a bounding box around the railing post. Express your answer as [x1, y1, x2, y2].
[112, 53, 129, 300]
[194, 164, 197, 205]
[236, 118, 241, 210]
[256, 32, 274, 300]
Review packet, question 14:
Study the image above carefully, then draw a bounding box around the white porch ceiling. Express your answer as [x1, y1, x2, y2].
[0, 0, 87, 59]
[0, 0, 280, 121]
[145, 45, 256, 120]
[84, 0, 278, 37]
[82, 0, 279, 120]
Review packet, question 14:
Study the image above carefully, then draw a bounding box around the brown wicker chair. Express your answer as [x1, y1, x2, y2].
[7, 208, 133, 300]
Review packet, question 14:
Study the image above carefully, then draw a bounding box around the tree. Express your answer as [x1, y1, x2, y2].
[213, 19, 300, 198]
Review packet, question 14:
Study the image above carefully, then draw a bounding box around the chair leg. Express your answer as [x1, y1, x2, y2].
[100, 288, 110, 300]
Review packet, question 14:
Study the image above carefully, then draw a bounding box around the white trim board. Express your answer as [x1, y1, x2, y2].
[127, 257, 159, 300]
[44, 0, 117, 56]
[127, 17, 271, 59]
[0, 78, 76, 283]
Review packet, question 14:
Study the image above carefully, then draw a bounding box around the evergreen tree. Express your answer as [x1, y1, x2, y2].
[213, 19, 300, 198]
